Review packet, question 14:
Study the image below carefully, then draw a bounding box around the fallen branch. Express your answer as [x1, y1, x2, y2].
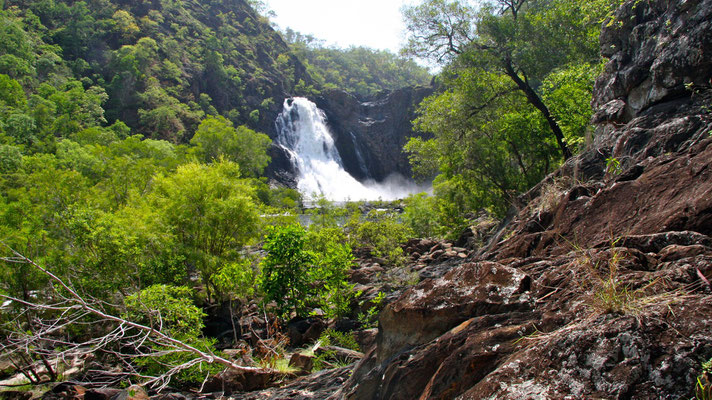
[0, 244, 270, 390]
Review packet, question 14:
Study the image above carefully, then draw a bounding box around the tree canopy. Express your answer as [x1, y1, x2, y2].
[283, 28, 432, 99]
[403, 0, 619, 220]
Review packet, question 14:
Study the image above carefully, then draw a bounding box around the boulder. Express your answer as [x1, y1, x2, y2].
[353, 328, 378, 353]
[84, 388, 122, 400]
[461, 305, 712, 399]
[376, 261, 531, 363]
[3, 391, 33, 400]
[349, 264, 384, 285]
[314, 346, 364, 364]
[237, 365, 354, 400]
[289, 352, 315, 373]
[202, 368, 293, 395]
[109, 385, 148, 400]
[287, 317, 327, 347]
[44, 382, 87, 400]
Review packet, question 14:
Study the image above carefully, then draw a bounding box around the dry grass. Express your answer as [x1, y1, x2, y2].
[571, 240, 688, 317]
[530, 177, 573, 218]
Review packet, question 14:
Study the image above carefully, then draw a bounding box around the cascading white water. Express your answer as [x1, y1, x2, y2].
[275, 97, 425, 201]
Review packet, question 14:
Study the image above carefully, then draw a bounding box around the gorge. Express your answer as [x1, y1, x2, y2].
[1, 0, 711, 398]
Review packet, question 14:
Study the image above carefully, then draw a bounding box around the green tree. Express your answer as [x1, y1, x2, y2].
[0, 145, 22, 174]
[259, 224, 314, 318]
[402, 192, 442, 238]
[189, 115, 271, 177]
[284, 28, 432, 99]
[348, 209, 413, 267]
[150, 160, 260, 302]
[305, 227, 355, 319]
[402, 0, 617, 218]
[0, 74, 26, 108]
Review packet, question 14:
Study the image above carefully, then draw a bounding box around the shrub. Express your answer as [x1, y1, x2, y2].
[258, 224, 314, 318]
[357, 291, 385, 329]
[402, 192, 442, 238]
[305, 227, 356, 319]
[124, 285, 222, 386]
[259, 224, 356, 320]
[348, 210, 413, 267]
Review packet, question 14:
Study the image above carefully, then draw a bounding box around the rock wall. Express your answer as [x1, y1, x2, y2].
[314, 86, 434, 182]
[336, 0, 712, 398]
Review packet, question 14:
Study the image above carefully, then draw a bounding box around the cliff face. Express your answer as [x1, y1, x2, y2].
[337, 0, 712, 398]
[313, 86, 434, 182]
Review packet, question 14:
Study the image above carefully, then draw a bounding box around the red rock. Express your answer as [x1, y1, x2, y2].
[202, 368, 294, 395]
[376, 261, 531, 363]
[288, 352, 315, 372]
[84, 388, 122, 400]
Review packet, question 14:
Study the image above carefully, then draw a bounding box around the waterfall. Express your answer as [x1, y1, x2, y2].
[275, 97, 427, 201]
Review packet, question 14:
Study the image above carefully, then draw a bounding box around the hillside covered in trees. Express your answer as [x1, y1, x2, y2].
[0, 0, 431, 145]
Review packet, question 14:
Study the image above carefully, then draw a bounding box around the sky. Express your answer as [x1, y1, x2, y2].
[264, 0, 419, 53]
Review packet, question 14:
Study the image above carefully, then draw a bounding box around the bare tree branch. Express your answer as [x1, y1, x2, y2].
[0, 243, 270, 390]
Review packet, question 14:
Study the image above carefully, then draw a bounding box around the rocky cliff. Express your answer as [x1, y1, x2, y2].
[313, 87, 434, 183]
[335, 0, 712, 398]
[265, 86, 433, 187]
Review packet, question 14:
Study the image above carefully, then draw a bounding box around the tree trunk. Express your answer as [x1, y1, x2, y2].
[502, 59, 573, 160]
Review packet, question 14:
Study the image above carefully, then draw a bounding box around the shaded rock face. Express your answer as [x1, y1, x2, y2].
[238, 365, 354, 400]
[593, 0, 712, 123]
[376, 261, 531, 364]
[313, 87, 434, 182]
[335, 0, 712, 398]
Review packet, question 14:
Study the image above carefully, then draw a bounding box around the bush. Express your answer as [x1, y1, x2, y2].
[259, 224, 314, 318]
[259, 224, 356, 319]
[348, 210, 413, 267]
[402, 192, 442, 238]
[305, 227, 356, 319]
[124, 285, 222, 386]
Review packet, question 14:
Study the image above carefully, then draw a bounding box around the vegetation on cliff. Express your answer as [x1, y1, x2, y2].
[403, 0, 622, 225]
[283, 28, 432, 99]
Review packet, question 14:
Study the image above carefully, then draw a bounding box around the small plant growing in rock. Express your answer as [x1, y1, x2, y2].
[312, 329, 360, 371]
[571, 237, 640, 314]
[590, 245, 636, 313]
[318, 329, 359, 351]
[605, 156, 622, 176]
[357, 291, 386, 329]
[572, 237, 672, 316]
[697, 358, 712, 400]
[531, 177, 572, 217]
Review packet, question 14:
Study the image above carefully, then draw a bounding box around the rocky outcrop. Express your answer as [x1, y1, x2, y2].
[335, 0, 712, 398]
[593, 0, 712, 124]
[237, 365, 354, 400]
[314, 86, 434, 182]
